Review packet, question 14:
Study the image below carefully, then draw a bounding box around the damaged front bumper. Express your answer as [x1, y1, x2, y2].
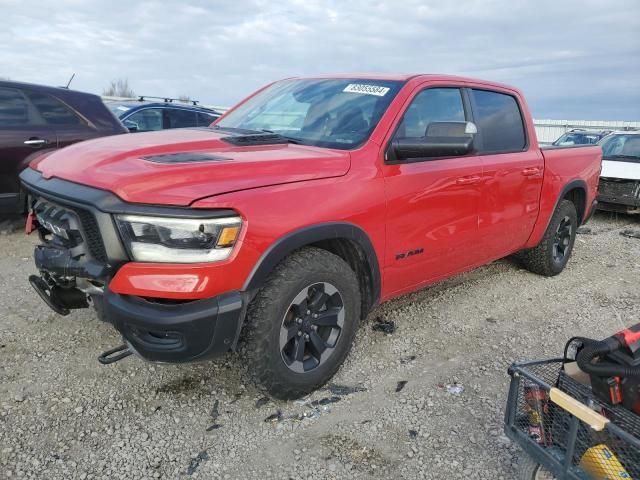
[20, 168, 245, 364]
[598, 177, 640, 214]
[104, 288, 242, 363]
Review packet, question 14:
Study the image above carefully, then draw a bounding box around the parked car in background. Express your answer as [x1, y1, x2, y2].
[104, 97, 221, 132]
[0, 81, 127, 215]
[21, 74, 601, 399]
[552, 128, 612, 146]
[597, 131, 640, 214]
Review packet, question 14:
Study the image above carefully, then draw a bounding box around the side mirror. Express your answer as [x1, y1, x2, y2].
[392, 121, 477, 160]
[123, 120, 139, 132]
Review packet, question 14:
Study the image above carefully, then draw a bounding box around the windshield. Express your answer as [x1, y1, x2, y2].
[105, 102, 133, 117]
[552, 132, 602, 146]
[599, 134, 640, 161]
[216, 78, 404, 150]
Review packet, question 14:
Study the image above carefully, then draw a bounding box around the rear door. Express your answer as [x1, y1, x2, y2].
[23, 89, 100, 148]
[164, 108, 198, 129]
[470, 88, 543, 259]
[0, 86, 56, 202]
[382, 86, 483, 295]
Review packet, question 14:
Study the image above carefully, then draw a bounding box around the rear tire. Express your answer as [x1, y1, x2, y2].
[244, 247, 361, 400]
[521, 200, 577, 277]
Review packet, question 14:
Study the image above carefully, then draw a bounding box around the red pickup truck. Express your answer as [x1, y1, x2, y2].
[20, 74, 601, 399]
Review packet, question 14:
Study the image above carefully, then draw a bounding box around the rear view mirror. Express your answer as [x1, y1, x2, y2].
[392, 121, 477, 160]
[123, 120, 139, 132]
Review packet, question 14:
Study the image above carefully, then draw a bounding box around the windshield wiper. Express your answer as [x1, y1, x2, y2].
[213, 126, 302, 143]
[259, 129, 303, 145]
[212, 125, 264, 134]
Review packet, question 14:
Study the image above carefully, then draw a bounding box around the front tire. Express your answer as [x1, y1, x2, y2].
[521, 200, 577, 277]
[244, 247, 361, 400]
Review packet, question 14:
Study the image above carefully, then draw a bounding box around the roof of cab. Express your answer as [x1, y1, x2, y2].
[0, 80, 99, 99]
[291, 73, 518, 91]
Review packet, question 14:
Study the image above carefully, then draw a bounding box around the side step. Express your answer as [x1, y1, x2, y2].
[98, 344, 133, 365]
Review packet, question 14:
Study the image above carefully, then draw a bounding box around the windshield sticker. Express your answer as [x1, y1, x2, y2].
[343, 84, 390, 97]
[117, 106, 130, 111]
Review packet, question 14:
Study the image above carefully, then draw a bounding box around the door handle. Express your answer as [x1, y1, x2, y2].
[521, 167, 541, 176]
[456, 175, 482, 185]
[24, 138, 49, 146]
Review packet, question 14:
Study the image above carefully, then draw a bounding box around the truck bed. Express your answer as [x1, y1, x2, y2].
[523, 144, 602, 248]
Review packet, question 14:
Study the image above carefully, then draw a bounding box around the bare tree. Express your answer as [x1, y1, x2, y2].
[103, 79, 135, 98]
[0, 76, 10, 81]
[178, 95, 191, 103]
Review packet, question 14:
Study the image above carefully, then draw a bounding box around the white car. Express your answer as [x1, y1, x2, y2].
[597, 131, 640, 214]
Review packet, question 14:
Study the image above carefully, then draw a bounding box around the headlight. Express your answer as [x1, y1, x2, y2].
[115, 214, 242, 263]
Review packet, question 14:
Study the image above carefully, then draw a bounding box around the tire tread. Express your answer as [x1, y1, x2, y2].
[243, 247, 360, 399]
[521, 199, 577, 277]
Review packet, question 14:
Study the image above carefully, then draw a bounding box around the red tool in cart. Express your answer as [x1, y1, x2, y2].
[504, 323, 640, 479]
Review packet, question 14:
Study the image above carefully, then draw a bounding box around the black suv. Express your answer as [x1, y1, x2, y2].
[104, 97, 222, 132]
[0, 81, 127, 215]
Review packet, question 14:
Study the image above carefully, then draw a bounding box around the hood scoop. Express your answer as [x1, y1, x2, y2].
[141, 152, 231, 164]
[221, 133, 289, 146]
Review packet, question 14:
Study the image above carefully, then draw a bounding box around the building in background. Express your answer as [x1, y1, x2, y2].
[534, 119, 640, 144]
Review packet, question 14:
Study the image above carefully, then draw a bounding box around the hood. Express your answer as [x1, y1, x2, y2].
[33, 128, 351, 206]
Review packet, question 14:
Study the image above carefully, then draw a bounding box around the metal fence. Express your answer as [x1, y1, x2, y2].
[534, 119, 640, 144]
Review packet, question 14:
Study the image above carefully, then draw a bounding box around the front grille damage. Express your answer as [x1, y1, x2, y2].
[29, 195, 112, 315]
[598, 178, 640, 208]
[73, 208, 108, 263]
[32, 196, 108, 263]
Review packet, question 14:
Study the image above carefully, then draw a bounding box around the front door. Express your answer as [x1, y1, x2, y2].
[23, 89, 100, 148]
[382, 86, 483, 297]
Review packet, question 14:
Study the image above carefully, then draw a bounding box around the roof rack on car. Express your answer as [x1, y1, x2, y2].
[137, 96, 199, 106]
[568, 128, 614, 134]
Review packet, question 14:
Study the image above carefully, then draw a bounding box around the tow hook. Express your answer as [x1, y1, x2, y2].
[29, 275, 70, 316]
[29, 275, 89, 316]
[98, 344, 133, 365]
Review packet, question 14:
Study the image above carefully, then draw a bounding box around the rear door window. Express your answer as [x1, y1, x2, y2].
[0, 87, 30, 126]
[25, 91, 85, 126]
[471, 89, 526, 153]
[165, 109, 197, 129]
[197, 112, 218, 126]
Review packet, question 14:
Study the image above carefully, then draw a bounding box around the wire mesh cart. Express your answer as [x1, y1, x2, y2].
[504, 359, 640, 479]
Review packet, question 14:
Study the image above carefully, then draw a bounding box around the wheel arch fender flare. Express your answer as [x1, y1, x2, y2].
[555, 178, 588, 225]
[526, 178, 588, 248]
[242, 222, 381, 311]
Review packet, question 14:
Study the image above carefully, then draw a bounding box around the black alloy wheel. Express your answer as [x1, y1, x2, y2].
[244, 247, 360, 399]
[279, 282, 345, 373]
[552, 215, 572, 263]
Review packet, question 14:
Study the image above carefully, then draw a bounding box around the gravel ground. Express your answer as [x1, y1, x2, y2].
[1, 211, 639, 480]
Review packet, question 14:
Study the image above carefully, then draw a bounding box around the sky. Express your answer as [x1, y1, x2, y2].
[1, 0, 639, 121]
